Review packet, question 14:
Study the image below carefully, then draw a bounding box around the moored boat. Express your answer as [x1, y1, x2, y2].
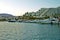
[39, 18, 60, 24]
[8, 19, 16, 22]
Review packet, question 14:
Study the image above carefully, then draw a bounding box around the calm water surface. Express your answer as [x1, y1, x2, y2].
[0, 22, 60, 40]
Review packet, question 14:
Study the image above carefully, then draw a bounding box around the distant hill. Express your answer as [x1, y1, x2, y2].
[0, 13, 13, 17]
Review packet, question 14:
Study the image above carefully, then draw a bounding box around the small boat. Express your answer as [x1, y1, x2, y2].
[8, 19, 16, 22]
[17, 20, 23, 22]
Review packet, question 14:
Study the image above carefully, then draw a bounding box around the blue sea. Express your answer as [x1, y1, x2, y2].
[0, 22, 60, 40]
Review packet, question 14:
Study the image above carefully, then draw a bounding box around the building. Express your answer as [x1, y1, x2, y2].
[23, 7, 60, 18]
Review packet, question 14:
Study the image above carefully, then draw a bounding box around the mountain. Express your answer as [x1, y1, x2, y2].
[0, 13, 13, 17]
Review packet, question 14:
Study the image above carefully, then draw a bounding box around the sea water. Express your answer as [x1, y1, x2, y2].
[0, 22, 60, 40]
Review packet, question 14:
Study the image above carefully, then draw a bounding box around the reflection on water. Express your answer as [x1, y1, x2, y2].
[0, 22, 60, 40]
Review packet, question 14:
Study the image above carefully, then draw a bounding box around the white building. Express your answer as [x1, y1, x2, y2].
[23, 7, 60, 18]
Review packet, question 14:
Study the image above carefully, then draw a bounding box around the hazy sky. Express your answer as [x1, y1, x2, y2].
[0, 0, 60, 16]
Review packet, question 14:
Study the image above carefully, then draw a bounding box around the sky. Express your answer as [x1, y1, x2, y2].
[0, 0, 60, 16]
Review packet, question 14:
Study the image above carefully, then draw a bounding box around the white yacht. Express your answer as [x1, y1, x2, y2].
[24, 20, 40, 23]
[39, 18, 60, 24]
